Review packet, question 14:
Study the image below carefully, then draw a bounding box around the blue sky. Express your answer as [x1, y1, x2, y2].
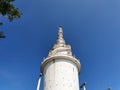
[0, 0, 120, 90]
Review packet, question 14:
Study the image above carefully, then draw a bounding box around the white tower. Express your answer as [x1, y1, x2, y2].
[41, 27, 81, 90]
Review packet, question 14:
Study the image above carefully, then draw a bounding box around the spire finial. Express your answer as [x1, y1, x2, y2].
[58, 26, 63, 39]
[57, 27, 65, 46]
[48, 26, 72, 57]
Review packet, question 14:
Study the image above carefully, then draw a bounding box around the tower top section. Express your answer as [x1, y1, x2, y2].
[48, 27, 72, 57]
[41, 27, 81, 74]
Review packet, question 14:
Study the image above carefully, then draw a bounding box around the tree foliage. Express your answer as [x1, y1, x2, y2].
[0, 0, 22, 25]
[0, 0, 22, 38]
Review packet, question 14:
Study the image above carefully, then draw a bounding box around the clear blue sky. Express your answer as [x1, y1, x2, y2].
[0, 0, 120, 90]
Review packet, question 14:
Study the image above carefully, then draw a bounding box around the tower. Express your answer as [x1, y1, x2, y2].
[41, 27, 81, 90]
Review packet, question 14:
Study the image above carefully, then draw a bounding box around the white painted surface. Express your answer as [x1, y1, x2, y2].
[83, 86, 86, 90]
[41, 28, 81, 90]
[37, 77, 41, 90]
[43, 59, 80, 90]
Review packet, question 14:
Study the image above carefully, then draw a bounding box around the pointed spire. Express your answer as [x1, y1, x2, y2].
[48, 26, 72, 57]
[57, 27, 65, 46]
[58, 27, 63, 39]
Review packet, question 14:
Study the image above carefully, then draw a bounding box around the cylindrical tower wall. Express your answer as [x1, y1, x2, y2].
[43, 59, 80, 90]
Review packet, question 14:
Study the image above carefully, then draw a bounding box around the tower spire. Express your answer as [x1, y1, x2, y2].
[56, 27, 66, 48]
[58, 27, 63, 39]
[48, 27, 72, 57]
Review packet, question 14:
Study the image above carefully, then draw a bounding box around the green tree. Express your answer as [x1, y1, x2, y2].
[0, 0, 22, 38]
